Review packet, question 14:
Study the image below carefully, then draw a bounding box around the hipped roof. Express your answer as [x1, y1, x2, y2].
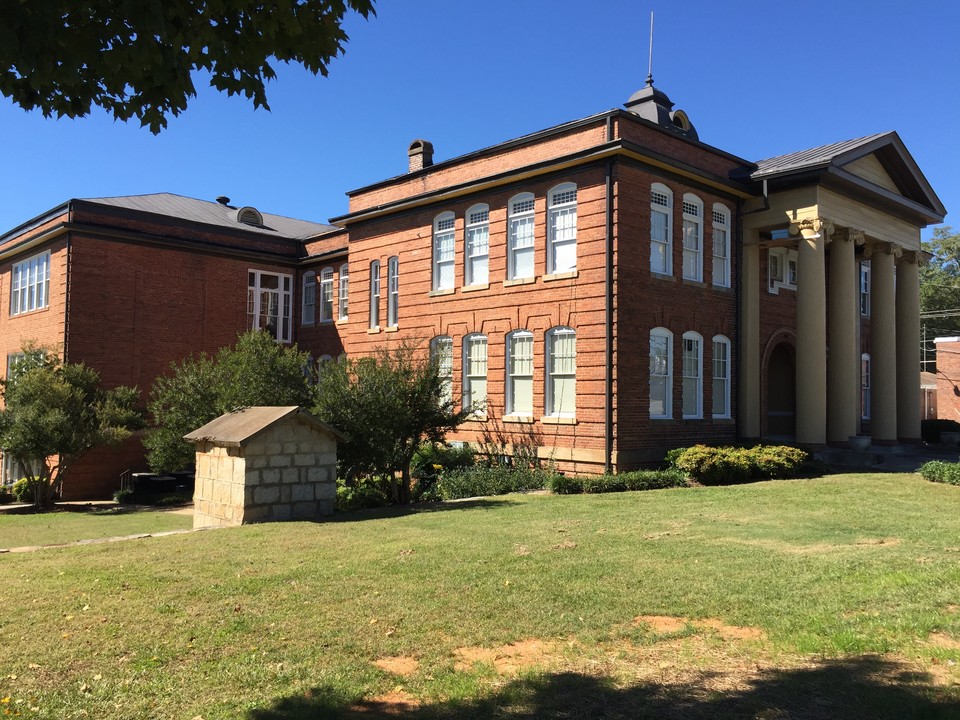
[183, 406, 347, 447]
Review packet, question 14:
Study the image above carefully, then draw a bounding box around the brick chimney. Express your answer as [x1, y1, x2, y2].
[407, 139, 434, 172]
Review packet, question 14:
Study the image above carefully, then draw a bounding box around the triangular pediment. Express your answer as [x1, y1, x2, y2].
[843, 154, 900, 194]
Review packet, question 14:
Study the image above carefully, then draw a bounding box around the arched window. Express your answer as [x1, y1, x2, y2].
[431, 336, 453, 405]
[861, 353, 871, 420]
[463, 334, 488, 415]
[369, 260, 380, 329]
[319, 267, 334, 322]
[546, 327, 576, 417]
[338, 263, 349, 320]
[712, 203, 730, 288]
[650, 183, 673, 275]
[506, 330, 534, 416]
[682, 194, 703, 281]
[508, 193, 535, 280]
[301, 271, 316, 326]
[649, 327, 673, 418]
[433, 212, 455, 291]
[547, 183, 577, 274]
[387, 256, 399, 327]
[682, 331, 703, 418]
[465, 204, 489, 286]
[712, 335, 731, 418]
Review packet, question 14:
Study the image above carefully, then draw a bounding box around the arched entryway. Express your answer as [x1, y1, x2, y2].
[766, 342, 796, 439]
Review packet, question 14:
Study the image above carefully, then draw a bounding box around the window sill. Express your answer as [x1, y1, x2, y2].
[502, 415, 535, 424]
[541, 416, 577, 425]
[651, 272, 676, 283]
[711, 284, 733, 292]
[682, 278, 706, 288]
[336, 318, 348, 326]
[301, 321, 315, 327]
[367, 327, 381, 335]
[385, 326, 399, 333]
[319, 319, 335, 325]
[503, 277, 536, 287]
[712, 417, 735, 424]
[544, 270, 578, 282]
[9, 305, 51, 319]
[465, 414, 488, 422]
[462, 283, 489, 293]
[429, 288, 456, 298]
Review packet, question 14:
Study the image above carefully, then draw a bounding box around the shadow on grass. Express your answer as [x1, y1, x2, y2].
[247, 657, 960, 719]
[327, 497, 514, 523]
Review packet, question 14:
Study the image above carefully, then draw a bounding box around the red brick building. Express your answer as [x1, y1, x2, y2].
[0, 81, 946, 497]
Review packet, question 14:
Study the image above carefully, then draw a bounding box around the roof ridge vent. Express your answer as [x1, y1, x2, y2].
[237, 206, 264, 227]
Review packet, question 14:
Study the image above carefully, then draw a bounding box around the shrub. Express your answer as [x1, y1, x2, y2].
[750, 445, 808, 478]
[549, 475, 583, 495]
[664, 447, 687, 469]
[919, 460, 960, 486]
[620, 469, 687, 491]
[921, 419, 960, 444]
[548, 469, 686, 495]
[436, 466, 550, 501]
[0, 489, 13, 505]
[335, 476, 392, 512]
[11, 478, 37, 503]
[671, 445, 807, 485]
[411, 443, 476, 501]
[113, 488, 135, 504]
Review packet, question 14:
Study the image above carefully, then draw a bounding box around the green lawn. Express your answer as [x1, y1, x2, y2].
[1, 473, 959, 719]
[0, 506, 193, 550]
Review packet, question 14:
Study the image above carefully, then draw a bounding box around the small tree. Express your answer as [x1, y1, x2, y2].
[145, 330, 315, 472]
[312, 343, 473, 503]
[0, 347, 143, 510]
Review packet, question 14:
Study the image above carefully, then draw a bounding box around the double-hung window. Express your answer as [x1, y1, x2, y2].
[463, 334, 488, 415]
[301, 271, 316, 325]
[547, 183, 577, 274]
[319, 268, 334, 322]
[369, 260, 380, 329]
[712, 204, 731, 287]
[682, 194, 703, 281]
[387, 256, 399, 327]
[712, 335, 731, 418]
[248, 270, 293, 343]
[682, 332, 703, 418]
[506, 330, 534, 416]
[650, 184, 672, 275]
[546, 327, 576, 417]
[860, 261, 871, 316]
[465, 204, 489, 286]
[649, 328, 673, 418]
[861, 353, 871, 420]
[431, 336, 453, 406]
[10, 251, 50, 316]
[338, 264, 349, 320]
[508, 193, 535, 280]
[433, 212, 455, 291]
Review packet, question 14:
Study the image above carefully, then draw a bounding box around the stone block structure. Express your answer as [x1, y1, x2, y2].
[185, 406, 345, 529]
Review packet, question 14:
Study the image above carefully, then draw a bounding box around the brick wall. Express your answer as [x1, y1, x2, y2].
[936, 339, 960, 423]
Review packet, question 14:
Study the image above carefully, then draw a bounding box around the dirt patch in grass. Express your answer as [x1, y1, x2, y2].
[855, 537, 901, 547]
[454, 639, 561, 674]
[373, 656, 419, 677]
[346, 689, 420, 716]
[928, 632, 960, 650]
[633, 615, 766, 641]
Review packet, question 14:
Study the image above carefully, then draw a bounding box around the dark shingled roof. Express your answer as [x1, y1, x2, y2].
[81, 193, 338, 240]
[751, 132, 892, 179]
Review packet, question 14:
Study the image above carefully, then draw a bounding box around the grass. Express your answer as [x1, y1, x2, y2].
[0, 505, 193, 549]
[1, 473, 959, 718]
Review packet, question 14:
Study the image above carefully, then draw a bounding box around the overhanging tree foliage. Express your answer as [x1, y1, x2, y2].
[312, 343, 474, 503]
[920, 226, 960, 370]
[0, 0, 376, 132]
[0, 347, 143, 510]
[145, 330, 314, 472]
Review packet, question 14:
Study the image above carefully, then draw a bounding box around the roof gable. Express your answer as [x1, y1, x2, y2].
[183, 406, 347, 447]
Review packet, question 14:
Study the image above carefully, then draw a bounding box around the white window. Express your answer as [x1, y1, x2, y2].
[861, 353, 871, 420]
[650, 184, 672, 275]
[248, 270, 293, 343]
[547, 183, 577, 274]
[10, 251, 50, 316]
[682, 194, 703, 281]
[369, 260, 380, 329]
[319, 267, 334, 323]
[387, 256, 399, 327]
[768, 248, 798, 293]
[508, 193, 535, 280]
[301, 271, 316, 325]
[506, 330, 534, 416]
[463, 334, 488, 414]
[712, 335, 731, 418]
[338, 263, 349, 320]
[860, 261, 871, 316]
[712, 204, 730, 287]
[5, 352, 25, 380]
[431, 336, 453, 406]
[682, 332, 703, 418]
[433, 212, 455, 290]
[546, 327, 576, 417]
[649, 327, 673, 418]
[465, 204, 489, 286]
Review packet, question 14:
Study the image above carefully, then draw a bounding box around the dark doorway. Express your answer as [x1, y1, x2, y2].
[767, 343, 796, 438]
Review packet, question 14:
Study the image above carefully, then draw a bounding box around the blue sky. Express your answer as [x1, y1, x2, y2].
[2, 0, 958, 238]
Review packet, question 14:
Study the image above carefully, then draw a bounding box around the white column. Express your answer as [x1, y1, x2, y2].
[870, 243, 899, 442]
[827, 228, 863, 444]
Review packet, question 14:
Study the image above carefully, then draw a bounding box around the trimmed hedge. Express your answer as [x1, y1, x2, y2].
[919, 460, 960, 486]
[549, 469, 686, 495]
[670, 444, 807, 485]
[436, 466, 552, 501]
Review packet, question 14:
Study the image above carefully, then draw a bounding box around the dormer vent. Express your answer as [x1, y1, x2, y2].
[237, 206, 264, 227]
[408, 139, 434, 173]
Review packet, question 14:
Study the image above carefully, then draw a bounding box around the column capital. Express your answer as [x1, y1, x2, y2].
[863, 241, 903, 259]
[789, 217, 835, 242]
[897, 249, 923, 265]
[831, 227, 865, 245]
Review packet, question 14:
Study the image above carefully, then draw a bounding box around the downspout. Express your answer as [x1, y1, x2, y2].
[604, 115, 615, 473]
